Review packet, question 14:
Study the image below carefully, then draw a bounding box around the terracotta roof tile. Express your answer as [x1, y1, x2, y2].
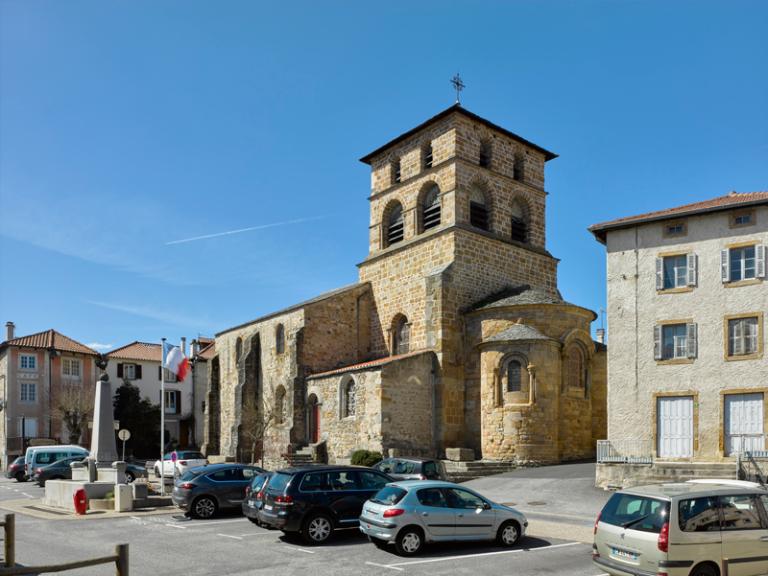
[307, 350, 433, 379]
[0, 329, 98, 355]
[590, 191, 768, 242]
[107, 341, 162, 362]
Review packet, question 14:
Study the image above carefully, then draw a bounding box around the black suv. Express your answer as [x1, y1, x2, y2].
[259, 465, 392, 544]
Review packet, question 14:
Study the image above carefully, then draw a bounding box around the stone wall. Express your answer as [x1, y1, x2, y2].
[604, 205, 768, 460]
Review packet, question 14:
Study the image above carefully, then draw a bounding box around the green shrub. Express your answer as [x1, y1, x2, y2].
[351, 449, 383, 467]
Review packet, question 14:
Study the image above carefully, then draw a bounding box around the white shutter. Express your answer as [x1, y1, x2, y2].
[654, 325, 662, 360]
[656, 258, 664, 290]
[721, 249, 730, 283]
[687, 253, 697, 287]
[687, 323, 698, 359]
[733, 320, 745, 356]
[757, 244, 766, 279]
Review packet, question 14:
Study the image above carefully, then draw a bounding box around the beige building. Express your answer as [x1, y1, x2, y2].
[590, 191, 768, 487]
[205, 104, 607, 468]
[0, 322, 98, 467]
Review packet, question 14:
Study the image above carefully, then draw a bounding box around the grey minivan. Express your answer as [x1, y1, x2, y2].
[593, 480, 768, 576]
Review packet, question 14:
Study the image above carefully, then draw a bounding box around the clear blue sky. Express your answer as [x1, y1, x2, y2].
[1, 0, 765, 351]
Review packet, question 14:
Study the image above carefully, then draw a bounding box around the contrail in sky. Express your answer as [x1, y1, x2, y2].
[165, 216, 327, 245]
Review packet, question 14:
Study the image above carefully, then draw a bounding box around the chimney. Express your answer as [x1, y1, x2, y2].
[181, 337, 187, 360]
[5, 322, 15, 341]
[596, 328, 605, 344]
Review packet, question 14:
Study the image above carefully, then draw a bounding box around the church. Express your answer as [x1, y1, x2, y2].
[202, 103, 607, 469]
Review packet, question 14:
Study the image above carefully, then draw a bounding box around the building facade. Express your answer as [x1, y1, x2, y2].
[206, 105, 607, 468]
[590, 191, 768, 486]
[0, 322, 98, 468]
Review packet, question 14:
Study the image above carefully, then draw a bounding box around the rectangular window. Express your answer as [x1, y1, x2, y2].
[62, 358, 81, 378]
[18, 417, 38, 437]
[124, 364, 136, 380]
[730, 245, 756, 282]
[20, 382, 37, 403]
[662, 324, 688, 360]
[663, 255, 688, 289]
[730, 210, 755, 228]
[19, 354, 37, 370]
[663, 221, 687, 238]
[728, 316, 760, 357]
[164, 390, 180, 414]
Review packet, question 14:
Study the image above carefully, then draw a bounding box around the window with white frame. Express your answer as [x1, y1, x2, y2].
[164, 390, 180, 414]
[18, 417, 38, 437]
[19, 354, 37, 370]
[728, 316, 760, 357]
[124, 363, 136, 380]
[656, 254, 697, 290]
[723, 244, 766, 283]
[20, 382, 37, 403]
[62, 358, 81, 378]
[654, 323, 697, 361]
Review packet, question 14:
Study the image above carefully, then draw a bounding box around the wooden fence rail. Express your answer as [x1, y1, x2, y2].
[0, 514, 128, 575]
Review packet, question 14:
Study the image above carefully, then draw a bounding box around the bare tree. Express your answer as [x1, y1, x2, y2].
[239, 397, 275, 467]
[54, 383, 93, 445]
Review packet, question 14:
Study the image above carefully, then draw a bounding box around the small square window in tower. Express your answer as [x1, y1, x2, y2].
[507, 360, 522, 392]
[385, 203, 404, 246]
[392, 315, 410, 355]
[510, 200, 528, 243]
[479, 140, 492, 168]
[391, 159, 401, 184]
[513, 153, 525, 182]
[421, 184, 441, 232]
[422, 143, 433, 170]
[469, 185, 489, 231]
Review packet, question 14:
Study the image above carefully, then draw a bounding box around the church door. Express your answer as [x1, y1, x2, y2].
[308, 395, 320, 444]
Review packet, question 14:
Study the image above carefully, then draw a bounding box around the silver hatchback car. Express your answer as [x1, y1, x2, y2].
[359, 480, 528, 556]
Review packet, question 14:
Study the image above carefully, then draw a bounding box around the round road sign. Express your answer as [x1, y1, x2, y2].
[171, 451, 178, 462]
[118, 429, 131, 441]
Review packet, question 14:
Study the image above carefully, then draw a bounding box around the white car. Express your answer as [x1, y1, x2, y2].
[153, 450, 207, 478]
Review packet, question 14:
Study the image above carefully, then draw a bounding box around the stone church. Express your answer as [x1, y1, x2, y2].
[203, 104, 607, 468]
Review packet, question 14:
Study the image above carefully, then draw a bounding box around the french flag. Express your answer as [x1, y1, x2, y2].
[163, 341, 189, 381]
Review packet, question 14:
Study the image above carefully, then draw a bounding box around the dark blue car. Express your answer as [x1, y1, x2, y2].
[171, 463, 264, 519]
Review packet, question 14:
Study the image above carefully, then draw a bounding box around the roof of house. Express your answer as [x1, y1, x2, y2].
[216, 282, 366, 337]
[484, 324, 552, 343]
[0, 329, 98, 355]
[589, 191, 768, 243]
[107, 341, 161, 362]
[196, 341, 216, 361]
[359, 104, 558, 164]
[307, 350, 433, 380]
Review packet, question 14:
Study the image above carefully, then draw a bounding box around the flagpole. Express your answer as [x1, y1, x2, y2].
[160, 337, 166, 496]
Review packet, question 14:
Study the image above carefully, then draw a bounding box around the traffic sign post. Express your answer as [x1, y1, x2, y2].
[171, 451, 178, 482]
[117, 429, 131, 461]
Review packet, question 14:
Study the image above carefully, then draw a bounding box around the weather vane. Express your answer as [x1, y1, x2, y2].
[451, 73, 465, 104]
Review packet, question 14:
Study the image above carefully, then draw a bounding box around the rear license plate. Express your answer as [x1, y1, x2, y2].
[264, 504, 273, 511]
[611, 547, 638, 561]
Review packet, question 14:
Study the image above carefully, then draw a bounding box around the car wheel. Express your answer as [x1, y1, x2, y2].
[191, 496, 218, 519]
[368, 535, 388, 550]
[14, 472, 26, 483]
[691, 564, 718, 576]
[497, 521, 521, 547]
[124, 471, 135, 483]
[302, 513, 333, 545]
[395, 526, 424, 556]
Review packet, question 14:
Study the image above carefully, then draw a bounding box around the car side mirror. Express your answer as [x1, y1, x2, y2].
[482, 502, 492, 510]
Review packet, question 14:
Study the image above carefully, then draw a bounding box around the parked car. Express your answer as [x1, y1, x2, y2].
[259, 465, 393, 544]
[360, 480, 528, 556]
[154, 450, 207, 478]
[242, 471, 273, 525]
[24, 445, 88, 478]
[32, 457, 147, 486]
[5, 456, 26, 482]
[593, 479, 768, 576]
[171, 463, 264, 519]
[372, 457, 447, 481]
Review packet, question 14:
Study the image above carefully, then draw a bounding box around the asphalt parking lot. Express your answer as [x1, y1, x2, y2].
[0, 463, 610, 575]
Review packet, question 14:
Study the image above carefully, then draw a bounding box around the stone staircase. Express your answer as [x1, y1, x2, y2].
[286, 446, 315, 467]
[442, 460, 517, 482]
[602, 461, 740, 489]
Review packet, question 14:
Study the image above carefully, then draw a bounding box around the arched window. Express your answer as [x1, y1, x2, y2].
[469, 185, 489, 231]
[566, 346, 585, 389]
[235, 337, 243, 362]
[479, 140, 492, 168]
[275, 324, 285, 354]
[513, 153, 525, 182]
[275, 386, 287, 424]
[510, 200, 528, 243]
[421, 184, 441, 232]
[391, 159, 401, 184]
[392, 315, 410, 355]
[342, 378, 356, 418]
[384, 202, 404, 246]
[422, 142, 433, 170]
[507, 360, 522, 392]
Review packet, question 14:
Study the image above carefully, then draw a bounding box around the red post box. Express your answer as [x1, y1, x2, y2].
[73, 488, 87, 515]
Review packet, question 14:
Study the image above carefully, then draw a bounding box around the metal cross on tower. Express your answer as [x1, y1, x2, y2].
[451, 73, 465, 104]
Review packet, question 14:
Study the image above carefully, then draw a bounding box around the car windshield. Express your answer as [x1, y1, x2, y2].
[600, 493, 670, 533]
[267, 472, 292, 493]
[371, 486, 407, 505]
[251, 474, 271, 491]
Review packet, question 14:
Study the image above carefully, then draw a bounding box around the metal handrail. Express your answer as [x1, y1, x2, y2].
[597, 439, 653, 464]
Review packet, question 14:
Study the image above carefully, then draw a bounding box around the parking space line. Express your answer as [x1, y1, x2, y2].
[165, 523, 188, 529]
[239, 532, 276, 537]
[217, 533, 243, 540]
[387, 541, 583, 568]
[365, 561, 404, 572]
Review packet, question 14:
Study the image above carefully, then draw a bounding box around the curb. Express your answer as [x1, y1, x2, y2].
[0, 498, 179, 521]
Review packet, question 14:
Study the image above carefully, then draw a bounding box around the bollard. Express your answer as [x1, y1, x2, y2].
[73, 488, 88, 515]
[4, 513, 14, 568]
[115, 543, 129, 576]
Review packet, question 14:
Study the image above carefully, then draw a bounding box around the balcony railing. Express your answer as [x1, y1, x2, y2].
[597, 439, 653, 464]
